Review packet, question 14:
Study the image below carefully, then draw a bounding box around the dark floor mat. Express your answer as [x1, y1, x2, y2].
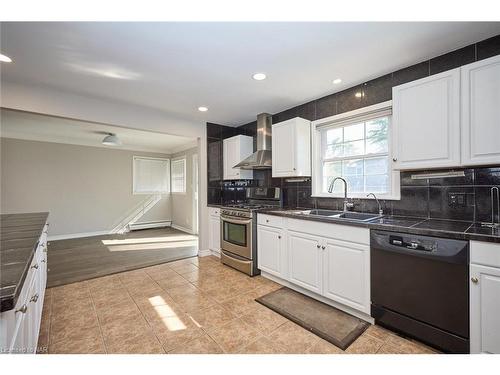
[256, 287, 369, 350]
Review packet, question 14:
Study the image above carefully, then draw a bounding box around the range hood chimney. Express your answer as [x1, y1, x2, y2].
[234, 113, 272, 170]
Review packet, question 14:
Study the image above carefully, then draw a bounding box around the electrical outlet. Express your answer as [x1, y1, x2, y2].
[448, 192, 466, 207]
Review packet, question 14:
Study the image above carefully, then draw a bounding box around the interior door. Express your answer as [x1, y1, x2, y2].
[287, 231, 322, 294]
[470, 264, 500, 354]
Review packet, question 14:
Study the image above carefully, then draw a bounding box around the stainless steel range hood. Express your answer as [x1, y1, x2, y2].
[234, 113, 272, 170]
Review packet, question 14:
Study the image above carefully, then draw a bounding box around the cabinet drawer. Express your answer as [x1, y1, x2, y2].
[471, 241, 500, 268]
[287, 218, 369, 245]
[258, 214, 283, 228]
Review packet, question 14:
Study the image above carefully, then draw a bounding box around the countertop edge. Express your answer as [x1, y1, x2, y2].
[258, 210, 500, 244]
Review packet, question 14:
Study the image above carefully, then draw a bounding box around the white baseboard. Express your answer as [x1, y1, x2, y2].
[198, 249, 221, 258]
[198, 249, 212, 257]
[129, 220, 172, 231]
[48, 230, 110, 241]
[260, 271, 374, 324]
[171, 224, 195, 235]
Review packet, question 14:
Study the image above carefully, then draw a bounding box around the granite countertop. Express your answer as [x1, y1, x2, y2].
[1, 212, 49, 312]
[259, 209, 500, 244]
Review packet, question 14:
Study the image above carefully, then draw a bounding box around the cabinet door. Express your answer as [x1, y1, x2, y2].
[272, 120, 296, 177]
[461, 55, 500, 166]
[209, 215, 221, 253]
[288, 231, 322, 294]
[322, 239, 370, 314]
[223, 137, 239, 180]
[257, 226, 285, 278]
[470, 264, 500, 354]
[392, 68, 461, 169]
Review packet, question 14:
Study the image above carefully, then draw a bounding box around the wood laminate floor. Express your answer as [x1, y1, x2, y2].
[47, 228, 198, 288]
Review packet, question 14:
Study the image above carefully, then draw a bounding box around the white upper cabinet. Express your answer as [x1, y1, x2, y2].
[272, 117, 311, 177]
[461, 55, 500, 166]
[223, 135, 253, 180]
[392, 68, 461, 170]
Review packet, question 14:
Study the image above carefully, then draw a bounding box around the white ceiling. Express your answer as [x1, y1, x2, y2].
[0, 109, 197, 154]
[1, 22, 499, 126]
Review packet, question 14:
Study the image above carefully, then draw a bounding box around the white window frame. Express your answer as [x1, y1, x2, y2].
[311, 100, 400, 200]
[171, 157, 187, 194]
[132, 156, 171, 195]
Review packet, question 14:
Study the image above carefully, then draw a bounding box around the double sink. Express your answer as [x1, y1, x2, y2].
[283, 209, 383, 222]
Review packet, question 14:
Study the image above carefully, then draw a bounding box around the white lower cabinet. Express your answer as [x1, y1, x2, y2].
[1, 225, 48, 354]
[470, 240, 500, 354]
[322, 239, 370, 314]
[288, 231, 322, 295]
[208, 208, 221, 255]
[257, 214, 370, 316]
[256, 225, 285, 278]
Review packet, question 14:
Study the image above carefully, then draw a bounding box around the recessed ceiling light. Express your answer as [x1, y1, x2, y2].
[0, 53, 12, 63]
[252, 73, 266, 81]
[333, 78, 342, 84]
[198, 106, 208, 112]
[102, 133, 121, 146]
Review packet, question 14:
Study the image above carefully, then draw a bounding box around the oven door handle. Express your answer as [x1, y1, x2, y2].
[221, 215, 252, 225]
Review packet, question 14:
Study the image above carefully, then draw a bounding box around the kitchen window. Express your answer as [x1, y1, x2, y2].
[133, 156, 170, 194]
[311, 101, 400, 199]
[171, 158, 186, 194]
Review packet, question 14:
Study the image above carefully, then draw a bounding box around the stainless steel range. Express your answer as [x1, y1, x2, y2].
[220, 187, 281, 276]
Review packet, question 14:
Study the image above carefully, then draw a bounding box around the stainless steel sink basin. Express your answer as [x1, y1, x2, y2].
[298, 209, 382, 222]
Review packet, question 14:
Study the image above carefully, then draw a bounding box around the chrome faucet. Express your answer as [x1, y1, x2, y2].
[366, 193, 383, 216]
[328, 177, 354, 211]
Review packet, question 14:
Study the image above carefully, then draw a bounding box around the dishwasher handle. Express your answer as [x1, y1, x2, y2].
[371, 230, 469, 265]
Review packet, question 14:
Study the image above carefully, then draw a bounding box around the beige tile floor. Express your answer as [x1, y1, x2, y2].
[37, 256, 437, 354]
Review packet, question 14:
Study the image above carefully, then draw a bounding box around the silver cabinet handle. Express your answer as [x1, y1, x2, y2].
[278, 235, 281, 239]
[30, 294, 39, 303]
[293, 168, 296, 171]
[316, 244, 321, 248]
[392, 157, 397, 162]
[471, 277, 479, 284]
[266, 219, 269, 223]
[32, 263, 39, 270]
[321, 246, 326, 250]
[15, 304, 28, 314]
[41, 259, 46, 263]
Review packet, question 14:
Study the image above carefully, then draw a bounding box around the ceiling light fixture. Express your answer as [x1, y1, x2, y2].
[355, 92, 363, 98]
[102, 133, 122, 146]
[252, 73, 266, 81]
[198, 106, 208, 112]
[0, 53, 13, 63]
[333, 78, 342, 84]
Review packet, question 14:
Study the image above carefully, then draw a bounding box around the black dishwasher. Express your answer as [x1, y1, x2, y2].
[370, 230, 469, 353]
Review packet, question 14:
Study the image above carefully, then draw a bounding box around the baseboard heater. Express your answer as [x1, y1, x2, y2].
[128, 220, 172, 231]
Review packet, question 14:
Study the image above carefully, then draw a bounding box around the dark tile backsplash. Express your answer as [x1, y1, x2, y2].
[207, 34, 500, 224]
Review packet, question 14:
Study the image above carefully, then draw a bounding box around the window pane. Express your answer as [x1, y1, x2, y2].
[326, 128, 343, 145]
[364, 157, 388, 175]
[343, 159, 364, 193]
[343, 140, 365, 157]
[345, 176, 364, 193]
[324, 143, 343, 159]
[323, 161, 342, 193]
[344, 123, 364, 142]
[365, 174, 389, 193]
[343, 159, 364, 176]
[366, 118, 389, 154]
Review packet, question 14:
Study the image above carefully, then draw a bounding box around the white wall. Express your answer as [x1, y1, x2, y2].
[1, 82, 210, 252]
[0, 137, 172, 237]
[171, 147, 198, 233]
